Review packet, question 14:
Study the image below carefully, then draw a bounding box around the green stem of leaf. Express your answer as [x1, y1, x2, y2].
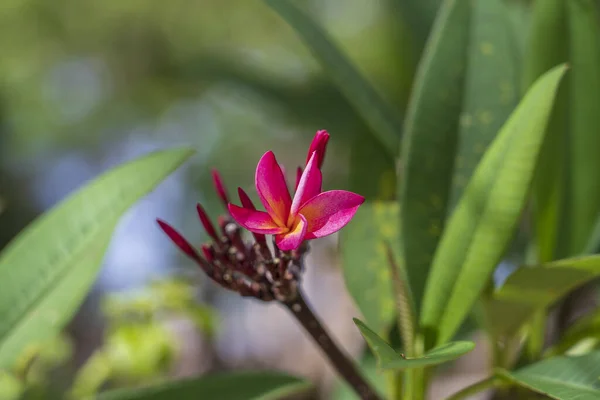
[384, 243, 416, 356]
[402, 335, 427, 400]
[525, 310, 546, 362]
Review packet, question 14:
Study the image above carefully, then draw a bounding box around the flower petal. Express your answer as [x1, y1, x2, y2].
[306, 130, 330, 168]
[255, 151, 292, 226]
[299, 190, 365, 238]
[228, 204, 286, 234]
[295, 167, 303, 191]
[290, 152, 322, 219]
[276, 214, 308, 251]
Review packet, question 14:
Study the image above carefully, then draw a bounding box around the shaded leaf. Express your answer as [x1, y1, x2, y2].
[567, 0, 600, 254]
[486, 255, 600, 337]
[450, 0, 520, 208]
[0, 148, 194, 369]
[420, 65, 568, 346]
[348, 135, 396, 202]
[501, 351, 600, 400]
[585, 214, 600, 254]
[392, 0, 443, 52]
[525, 0, 569, 263]
[399, 0, 470, 314]
[340, 202, 400, 335]
[353, 318, 474, 370]
[97, 371, 311, 400]
[264, 0, 402, 155]
[546, 308, 600, 357]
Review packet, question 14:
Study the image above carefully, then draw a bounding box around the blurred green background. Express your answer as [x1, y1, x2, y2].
[0, 0, 564, 398]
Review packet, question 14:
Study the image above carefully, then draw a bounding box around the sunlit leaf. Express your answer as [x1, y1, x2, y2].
[0, 148, 194, 369]
[340, 202, 401, 335]
[420, 65, 567, 346]
[399, 0, 470, 314]
[353, 319, 474, 370]
[486, 255, 600, 337]
[264, 0, 402, 155]
[97, 371, 311, 400]
[501, 351, 600, 399]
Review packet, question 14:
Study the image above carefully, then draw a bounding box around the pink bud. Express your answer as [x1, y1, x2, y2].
[211, 169, 230, 206]
[237, 187, 256, 210]
[201, 244, 215, 262]
[306, 130, 330, 168]
[196, 204, 219, 242]
[157, 219, 203, 263]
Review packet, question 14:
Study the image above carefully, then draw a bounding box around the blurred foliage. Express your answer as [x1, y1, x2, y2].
[72, 278, 216, 397]
[1, 278, 215, 399]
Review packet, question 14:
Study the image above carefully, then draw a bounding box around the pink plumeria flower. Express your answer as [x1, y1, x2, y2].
[228, 147, 364, 251]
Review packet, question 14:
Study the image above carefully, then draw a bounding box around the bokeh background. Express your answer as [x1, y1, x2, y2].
[0, 0, 561, 398]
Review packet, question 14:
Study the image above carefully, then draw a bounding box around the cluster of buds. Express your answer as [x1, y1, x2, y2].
[157, 130, 364, 303]
[157, 171, 304, 302]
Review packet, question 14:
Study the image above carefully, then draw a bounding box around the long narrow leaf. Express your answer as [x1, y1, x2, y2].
[420, 65, 567, 346]
[399, 0, 471, 313]
[264, 0, 402, 155]
[340, 202, 401, 335]
[567, 0, 600, 254]
[97, 371, 310, 400]
[0, 148, 194, 368]
[449, 0, 520, 208]
[525, 0, 569, 262]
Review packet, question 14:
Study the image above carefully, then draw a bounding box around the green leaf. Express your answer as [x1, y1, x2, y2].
[399, 0, 470, 314]
[264, 0, 402, 155]
[348, 135, 396, 202]
[546, 308, 600, 357]
[486, 255, 600, 337]
[525, 0, 569, 263]
[449, 0, 520, 208]
[392, 0, 443, 52]
[97, 372, 311, 400]
[585, 214, 600, 254]
[0, 148, 194, 369]
[420, 65, 568, 346]
[353, 318, 475, 370]
[567, 0, 600, 254]
[501, 351, 600, 399]
[340, 202, 400, 335]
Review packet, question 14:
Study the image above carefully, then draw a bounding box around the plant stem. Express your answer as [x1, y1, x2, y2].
[283, 290, 382, 400]
[446, 376, 504, 400]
